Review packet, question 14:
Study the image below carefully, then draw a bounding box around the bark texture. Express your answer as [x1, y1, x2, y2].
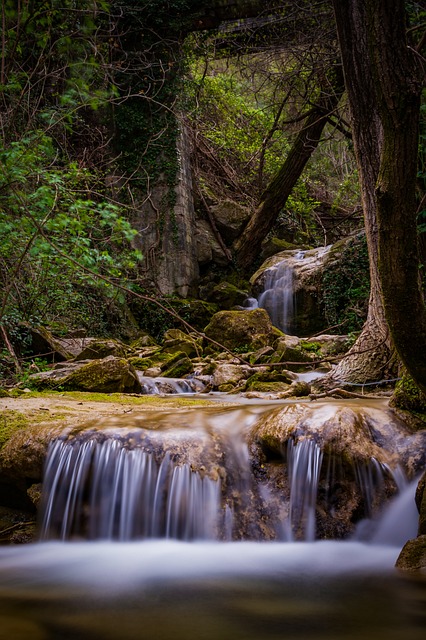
[330, 0, 425, 389]
[234, 69, 344, 269]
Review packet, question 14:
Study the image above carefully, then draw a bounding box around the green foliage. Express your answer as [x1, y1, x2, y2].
[0, 131, 142, 345]
[321, 234, 370, 333]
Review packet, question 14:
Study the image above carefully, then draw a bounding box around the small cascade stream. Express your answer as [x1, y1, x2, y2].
[0, 400, 425, 640]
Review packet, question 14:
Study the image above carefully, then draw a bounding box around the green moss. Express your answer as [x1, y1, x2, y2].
[391, 375, 426, 417]
[128, 357, 154, 369]
[246, 381, 290, 393]
[0, 411, 28, 448]
[300, 341, 322, 353]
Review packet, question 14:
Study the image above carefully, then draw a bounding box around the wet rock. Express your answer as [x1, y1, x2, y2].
[203, 308, 275, 352]
[212, 364, 253, 389]
[249, 402, 426, 539]
[395, 535, 426, 571]
[416, 472, 426, 536]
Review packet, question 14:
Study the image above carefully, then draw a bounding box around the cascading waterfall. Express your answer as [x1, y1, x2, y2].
[256, 250, 307, 334]
[40, 438, 221, 541]
[258, 260, 297, 334]
[1, 402, 424, 640]
[285, 438, 323, 541]
[38, 408, 418, 545]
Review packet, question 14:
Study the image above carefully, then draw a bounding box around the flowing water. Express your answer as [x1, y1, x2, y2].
[0, 400, 425, 639]
[258, 258, 299, 334]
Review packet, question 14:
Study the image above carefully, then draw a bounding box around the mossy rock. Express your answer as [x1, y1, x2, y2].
[161, 329, 202, 358]
[0, 388, 10, 398]
[129, 333, 158, 349]
[390, 375, 426, 415]
[203, 308, 275, 352]
[29, 357, 141, 393]
[161, 355, 194, 378]
[206, 281, 249, 310]
[270, 342, 313, 372]
[246, 381, 291, 393]
[395, 535, 426, 571]
[245, 370, 295, 391]
[128, 357, 155, 370]
[74, 339, 127, 361]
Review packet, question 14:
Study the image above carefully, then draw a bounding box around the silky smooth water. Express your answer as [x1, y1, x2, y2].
[0, 540, 425, 640]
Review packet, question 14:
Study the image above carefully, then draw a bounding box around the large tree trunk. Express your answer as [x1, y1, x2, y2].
[234, 69, 344, 269]
[331, 0, 425, 390]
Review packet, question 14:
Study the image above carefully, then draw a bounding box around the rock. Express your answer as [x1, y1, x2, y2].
[249, 402, 426, 539]
[212, 364, 252, 388]
[390, 375, 426, 414]
[22, 324, 75, 361]
[0, 388, 10, 398]
[210, 199, 251, 243]
[161, 354, 194, 378]
[162, 329, 201, 358]
[300, 334, 351, 356]
[129, 333, 158, 349]
[203, 308, 275, 352]
[270, 336, 314, 371]
[205, 281, 249, 310]
[416, 472, 426, 535]
[395, 535, 426, 571]
[195, 219, 229, 265]
[245, 370, 295, 392]
[276, 380, 311, 398]
[74, 339, 127, 361]
[29, 356, 141, 393]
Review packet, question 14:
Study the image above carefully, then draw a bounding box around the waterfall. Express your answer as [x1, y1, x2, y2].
[285, 438, 323, 541]
[39, 438, 221, 541]
[258, 260, 297, 334]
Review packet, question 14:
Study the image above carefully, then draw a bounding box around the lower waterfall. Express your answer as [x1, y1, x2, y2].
[0, 401, 425, 640]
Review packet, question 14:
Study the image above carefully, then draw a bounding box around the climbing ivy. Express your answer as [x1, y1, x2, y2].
[321, 233, 370, 333]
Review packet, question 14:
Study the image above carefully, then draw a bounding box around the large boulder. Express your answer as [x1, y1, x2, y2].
[203, 308, 276, 352]
[74, 339, 127, 361]
[29, 356, 141, 393]
[249, 402, 426, 539]
[210, 199, 251, 243]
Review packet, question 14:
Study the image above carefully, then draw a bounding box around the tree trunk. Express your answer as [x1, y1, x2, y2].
[331, 0, 425, 390]
[234, 69, 344, 269]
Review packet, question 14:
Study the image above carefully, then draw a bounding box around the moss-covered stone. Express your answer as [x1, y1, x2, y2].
[391, 375, 426, 415]
[0, 388, 10, 398]
[161, 329, 202, 358]
[395, 535, 426, 571]
[246, 381, 291, 393]
[74, 339, 127, 361]
[206, 281, 249, 310]
[0, 410, 28, 448]
[245, 370, 294, 391]
[161, 355, 193, 378]
[30, 356, 141, 393]
[203, 308, 275, 352]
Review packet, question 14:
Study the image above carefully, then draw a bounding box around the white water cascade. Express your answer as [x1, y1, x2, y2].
[0, 402, 425, 640]
[40, 438, 222, 541]
[257, 257, 300, 334]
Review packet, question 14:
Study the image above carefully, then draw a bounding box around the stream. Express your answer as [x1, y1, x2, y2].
[0, 396, 425, 639]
